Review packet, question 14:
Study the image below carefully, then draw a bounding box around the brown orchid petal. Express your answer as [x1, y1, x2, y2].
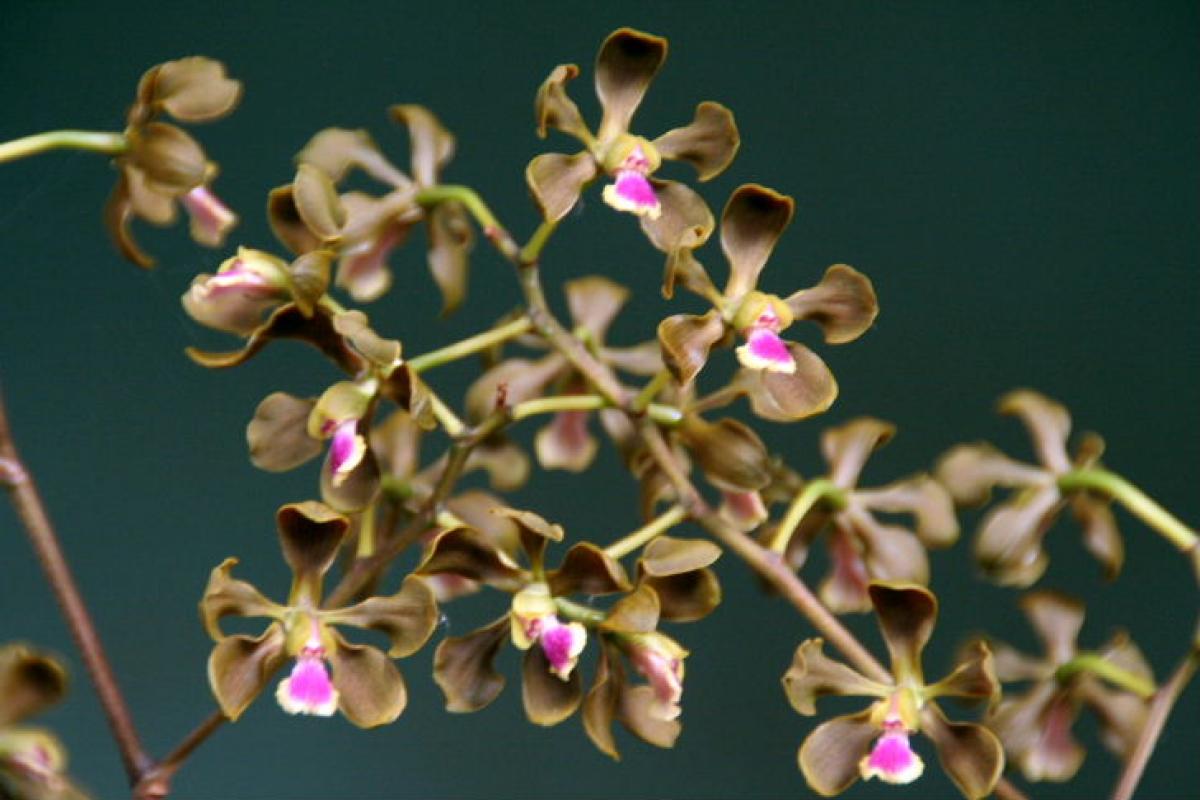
[464, 436, 531, 492]
[921, 705, 1005, 799]
[522, 646, 583, 726]
[850, 511, 930, 586]
[995, 684, 1084, 782]
[465, 354, 566, 421]
[719, 184, 795, 299]
[583, 641, 623, 759]
[1080, 680, 1148, 758]
[661, 242, 718, 301]
[998, 389, 1073, 474]
[525, 151, 598, 222]
[320, 439, 381, 513]
[149, 56, 242, 122]
[186, 304, 364, 372]
[601, 341, 664, 376]
[331, 310, 402, 367]
[782, 639, 890, 716]
[207, 623, 287, 721]
[444, 490, 521, 556]
[495, 507, 564, 572]
[129, 122, 207, 195]
[1070, 494, 1123, 580]
[639, 179, 714, 254]
[325, 575, 438, 658]
[652, 101, 739, 180]
[817, 524, 872, 614]
[390, 104, 455, 187]
[267, 184, 323, 255]
[641, 569, 722, 622]
[416, 526, 526, 587]
[984, 638, 1051, 683]
[432, 616, 510, 712]
[935, 442, 1051, 505]
[738, 343, 839, 422]
[657, 310, 726, 386]
[797, 708, 877, 797]
[565, 275, 630, 340]
[855, 474, 959, 548]
[124, 163, 177, 224]
[535, 410, 598, 473]
[327, 630, 406, 728]
[535, 63, 591, 142]
[381, 365, 437, 432]
[293, 163, 346, 243]
[974, 486, 1062, 587]
[718, 489, 769, 533]
[1020, 590, 1084, 665]
[639, 536, 721, 577]
[925, 641, 1000, 707]
[1073, 430, 1106, 467]
[299, 128, 411, 187]
[548, 543, 632, 596]
[784, 264, 879, 344]
[594, 28, 668, 142]
[821, 417, 895, 489]
[1097, 630, 1154, 683]
[104, 176, 154, 268]
[370, 409, 423, 479]
[601, 583, 660, 634]
[0, 644, 67, 726]
[199, 558, 284, 640]
[678, 415, 771, 492]
[426, 201, 474, 315]
[246, 392, 322, 472]
[276, 502, 349, 589]
[618, 684, 681, 748]
[868, 581, 937, 684]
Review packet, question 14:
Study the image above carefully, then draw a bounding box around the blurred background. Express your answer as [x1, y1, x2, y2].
[1, 1, 1196, 798]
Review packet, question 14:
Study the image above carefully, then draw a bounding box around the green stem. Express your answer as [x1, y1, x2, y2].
[519, 219, 559, 265]
[427, 392, 466, 438]
[0, 130, 127, 164]
[555, 596, 607, 626]
[356, 501, 378, 558]
[768, 478, 848, 555]
[416, 184, 520, 261]
[510, 393, 681, 426]
[1056, 652, 1157, 699]
[1059, 467, 1198, 553]
[408, 317, 533, 373]
[631, 369, 671, 414]
[604, 504, 688, 559]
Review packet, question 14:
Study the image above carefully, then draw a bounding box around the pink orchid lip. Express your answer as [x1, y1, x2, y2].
[859, 720, 925, 785]
[276, 636, 339, 717]
[338, 225, 402, 301]
[199, 262, 274, 297]
[537, 617, 585, 681]
[181, 185, 237, 247]
[328, 419, 367, 485]
[720, 490, 768, 530]
[736, 327, 797, 374]
[601, 170, 662, 219]
[630, 646, 684, 720]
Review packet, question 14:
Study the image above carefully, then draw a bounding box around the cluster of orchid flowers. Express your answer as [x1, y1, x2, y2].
[3, 26, 1194, 800]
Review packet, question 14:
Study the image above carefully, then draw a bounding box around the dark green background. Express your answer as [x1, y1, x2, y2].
[2, 1, 1196, 798]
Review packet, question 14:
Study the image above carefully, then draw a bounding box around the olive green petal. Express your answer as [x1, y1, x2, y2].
[998, 389, 1073, 475]
[276, 501, 350, 584]
[526, 151, 598, 222]
[535, 63, 591, 142]
[292, 163, 346, 243]
[583, 641, 623, 759]
[390, 104, 456, 187]
[415, 526, 526, 587]
[652, 101, 739, 181]
[594, 28, 668, 142]
[129, 122, 207, 195]
[738, 343, 838, 422]
[867, 581, 937, 684]
[618, 684, 681, 749]
[638, 536, 721, 577]
[719, 184, 795, 300]
[522, 646, 583, 727]
[432, 616, 510, 712]
[657, 310, 726, 386]
[639, 179, 714, 254]
[678, 415, 771, 492]
[0, 644, 68, 727]
[784, 264, 879, 344]
[207, 624, 287, 721]
[921, 706, 1005, 799]
[601, 583, 660, 634]
[267, 184, 323, 255]
[288, 249, 334, 318]
[547, 542, 632, 597]
[187, 304, 364, 374]
[820, 417, 895, 489]
[465, 354, 566, 421]
[328, 630, 407, 728]
[331, 309, 402, 367]
[797, 708, 876, 797]
[327, 575, 438, 658]
[104, 173, 155, 268]
[199, 558, 284, 641]
[150, 56, 242, 123]
[246, 392, 322, 472]
[855, 474, 959, 548]
[782, 639, 889, 716]
[925, 640, 1000, 708]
